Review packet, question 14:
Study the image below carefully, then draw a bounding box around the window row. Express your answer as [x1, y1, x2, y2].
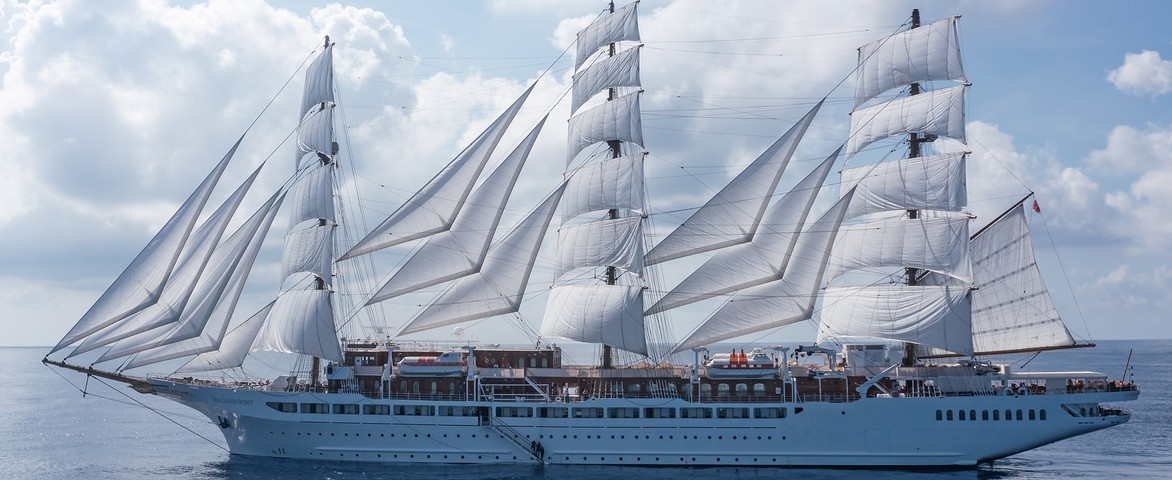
[266, 402, 793, 420]
[935, 408, 1047, 422]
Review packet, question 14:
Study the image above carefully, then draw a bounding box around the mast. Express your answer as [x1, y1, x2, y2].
[902, 8, 923, 367]
[541, 0, 648, 359]
[824, 9, 972, 358]
[601, 0, 620, 369]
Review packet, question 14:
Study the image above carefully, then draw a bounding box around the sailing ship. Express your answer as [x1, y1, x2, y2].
[45, 3, 1139, 467]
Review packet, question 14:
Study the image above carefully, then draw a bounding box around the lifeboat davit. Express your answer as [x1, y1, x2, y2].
[396, 351, 468, 377]
[703, 348, 777, 379]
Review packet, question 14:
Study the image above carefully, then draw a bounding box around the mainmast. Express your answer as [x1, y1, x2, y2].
[541, 0, 648, 360]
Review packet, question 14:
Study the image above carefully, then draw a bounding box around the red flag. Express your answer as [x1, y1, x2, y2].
[1032, 199, 1041, 213]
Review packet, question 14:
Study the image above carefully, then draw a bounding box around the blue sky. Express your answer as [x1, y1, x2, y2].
[4, 0, 1172, 348]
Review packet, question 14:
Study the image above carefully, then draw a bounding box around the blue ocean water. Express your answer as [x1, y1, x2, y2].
[3, 340, 1168, 479]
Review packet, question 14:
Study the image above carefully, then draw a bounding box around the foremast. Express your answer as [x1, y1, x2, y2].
[241, 36, 344, 389]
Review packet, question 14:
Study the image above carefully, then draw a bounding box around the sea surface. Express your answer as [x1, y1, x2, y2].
[3, 340, 1169, 480]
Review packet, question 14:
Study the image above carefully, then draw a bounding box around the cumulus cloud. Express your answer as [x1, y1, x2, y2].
[1084, 123, 1172, 251]
[1095, 264, 1131, 287]
[1086, 124, 1172, 174]
[1108, 50, 1172, 97]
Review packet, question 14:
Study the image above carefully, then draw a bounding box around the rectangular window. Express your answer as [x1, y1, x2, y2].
[537, 407, 569, 418]
[607, 407, 640, 419]
[265, 402, 297, 413]
[680, 407, 713, 419]
[439, 406, 479, 417]
[333, 404, 359, 415]
[754, 407, 787, 419]
[495, 407, 534, 418]
[363, 404, 391, 415]
[572, 407, 604, 418]
[716, 407, 750, 419]
[644, 408, 676, 419]
[394, 405, 436, 416]
[300, 403, 329, 414]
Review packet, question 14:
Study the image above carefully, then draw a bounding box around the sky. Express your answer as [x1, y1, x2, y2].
[4, 0, 1172, 349]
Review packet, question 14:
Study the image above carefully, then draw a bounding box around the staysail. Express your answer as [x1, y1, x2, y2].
[647, 147, 839, 315]
[340, 84, 536, 260]
[50, 138, 243, 355]
[672, 187, 856, 353]
[644, 100, 823, 266]
[365, 118, 547, 305]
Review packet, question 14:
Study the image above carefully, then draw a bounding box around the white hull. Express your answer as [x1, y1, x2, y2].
[152, 379, 1135, 467]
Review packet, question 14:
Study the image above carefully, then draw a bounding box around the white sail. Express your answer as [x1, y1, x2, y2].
[671, 187, 855, 353]
[567, 91, 643, 163]
[287, 164, 335, 228]
[300, 41, 334, 118]
[854, 17, 967, 108]
[340, 84, 535, 260]
[828, 215, 972, 283]
[841, 153, 967, 219]
[818, 284, 974, 356]
[554, 216, 643, 279]
[50, 138, 242, 354]
[366, 118, 545, 305]
[562, 153, 644, 221]
[575, 1, 639, 70]
[645, 99, 823, 266]
[647, 148, 838, 315]
[968, 205, 1074, 353]
[68, 163, 262, 357]
[400, 185, 567, 335]
[176, 301, 274, 373]
[541, 284, 647, 356]
[295, 104, 335, 168]
[572, 46, 641, 114]
[122, 192, 284, 369]
[98, 191, 284, 363]
[253, 289, 342, 362]
[926, 204, 1075, 355]
[847, 84, 966, 158]
[281, 221, 334, 284]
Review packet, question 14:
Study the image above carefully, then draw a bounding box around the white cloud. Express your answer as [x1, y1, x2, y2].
[1095, 264, 1131, 287]
[1108, 50, 1172, 97]
[1087, 124, 1172, 174]
[1084, 123, 1172, 251]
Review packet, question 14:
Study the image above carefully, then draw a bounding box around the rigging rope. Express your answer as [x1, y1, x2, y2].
[43, 363, 229, 452]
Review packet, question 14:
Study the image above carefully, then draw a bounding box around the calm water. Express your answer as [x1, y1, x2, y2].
[3, 340, 1168, 479]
